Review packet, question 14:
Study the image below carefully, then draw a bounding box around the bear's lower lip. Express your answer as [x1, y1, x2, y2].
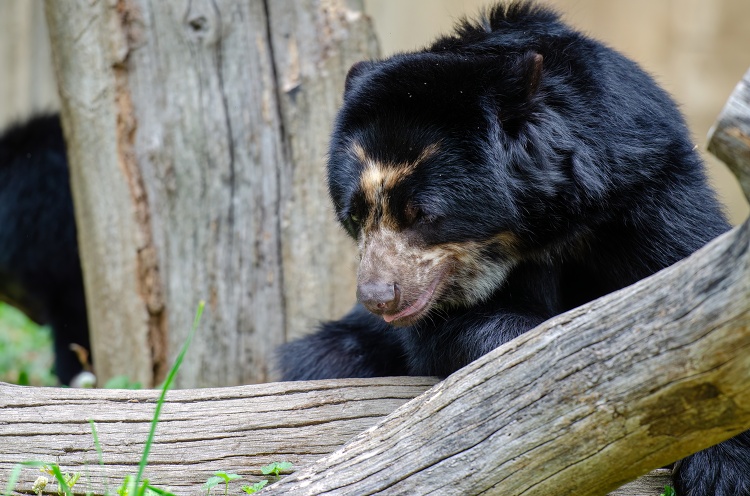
[382, 270, 445, 325]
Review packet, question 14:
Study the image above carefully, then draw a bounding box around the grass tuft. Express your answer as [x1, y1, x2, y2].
[133, 300, 205, 493]
[3, 300, 205, 496]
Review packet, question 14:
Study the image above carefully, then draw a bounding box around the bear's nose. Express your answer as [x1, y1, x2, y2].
[357, 281, 400, 315]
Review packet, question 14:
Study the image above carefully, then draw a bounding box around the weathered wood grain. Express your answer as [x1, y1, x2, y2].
[0, 376, 671, 496]
[708, 67, 750, 200]
[44, 0, 374, 388]
[609, 470, 673, 496]
[45, 0, 157, 387]
[267, 0, 376, 343]
[0, 378, 437, 495]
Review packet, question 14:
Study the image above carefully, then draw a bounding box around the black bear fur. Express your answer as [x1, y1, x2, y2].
[278, 2, 748, 494]
[0, 114, 89, 385]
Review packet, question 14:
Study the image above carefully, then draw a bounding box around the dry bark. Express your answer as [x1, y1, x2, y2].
[0, 377, 670, 496]
[43, 0, 372, 388]
[0, 378, 437, 495]
[708, 67, 750, 202]
[268, 0, 377, 342]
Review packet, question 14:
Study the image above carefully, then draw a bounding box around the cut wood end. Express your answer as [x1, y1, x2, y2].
[707, 67, 750, 202]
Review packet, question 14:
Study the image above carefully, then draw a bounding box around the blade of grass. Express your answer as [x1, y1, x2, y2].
[89, 420, 104, 466]
[3, 463, 26, 496]
[136, 478, 149, 496]
[89, 419, 109, 494]
[133, 301, 204, 491]
[47, 464, 74, 496]
[145, 484, 177, 496]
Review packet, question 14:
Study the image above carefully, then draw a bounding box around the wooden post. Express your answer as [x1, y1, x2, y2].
[269, 0, 377, 342]
[44, 0, 375, 387]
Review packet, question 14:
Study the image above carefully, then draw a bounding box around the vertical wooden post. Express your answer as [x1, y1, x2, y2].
[45, 0, 377, 387]
[267, 0, 378, 341]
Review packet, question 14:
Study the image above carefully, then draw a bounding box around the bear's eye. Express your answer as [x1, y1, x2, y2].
[342, 212, 361, 237]
[404, 202, 420, 225]
[405, 201, 432, 226]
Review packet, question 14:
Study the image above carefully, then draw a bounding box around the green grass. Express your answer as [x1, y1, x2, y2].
[4, 302, 205, 496]
[660, 485, 676, 496]
[127, 300, 206, 496]
[3, 301, 296, 495]
[0, 302, 57, 386]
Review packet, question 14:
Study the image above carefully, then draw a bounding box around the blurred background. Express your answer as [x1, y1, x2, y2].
[1, 0, 748, 385]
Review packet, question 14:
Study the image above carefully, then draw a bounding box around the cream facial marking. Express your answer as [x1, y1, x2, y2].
[357, 225, 522, 325]
[351, 142, 439, 231]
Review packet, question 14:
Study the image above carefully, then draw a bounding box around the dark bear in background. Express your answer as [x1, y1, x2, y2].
[278, 2, 748, 494]
[0, 114, 89, 386]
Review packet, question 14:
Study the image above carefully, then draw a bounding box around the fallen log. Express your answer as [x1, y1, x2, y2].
[263, 222, 750, 495]
[0, 377, 669, 495]
[0, 378, 437, 494]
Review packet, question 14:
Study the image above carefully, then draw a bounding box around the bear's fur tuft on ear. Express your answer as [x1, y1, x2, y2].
[345, 60, 375, 93]
[524, 52, 543, 97]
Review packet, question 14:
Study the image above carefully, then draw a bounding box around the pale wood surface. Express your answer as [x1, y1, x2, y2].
[0, 377, 670, 496]
[609, 470, 672, 496]
[44, 0, 372, 387]
[45, 0, 156, 387]
[268, 0, 375, 343]
[708, 67, 750, 201]
[0, 378, 438, 495]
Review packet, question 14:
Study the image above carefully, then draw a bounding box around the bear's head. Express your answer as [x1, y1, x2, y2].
[327, 50, 559, 326]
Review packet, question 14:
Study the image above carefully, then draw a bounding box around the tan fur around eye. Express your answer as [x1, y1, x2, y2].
[351, 141, 441, 233]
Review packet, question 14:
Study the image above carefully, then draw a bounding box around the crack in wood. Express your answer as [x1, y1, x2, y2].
[113, 0, 168, 386]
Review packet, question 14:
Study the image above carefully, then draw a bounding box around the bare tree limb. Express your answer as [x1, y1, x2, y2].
[708, 67, 750, 201]
[0, 378, 437, 495]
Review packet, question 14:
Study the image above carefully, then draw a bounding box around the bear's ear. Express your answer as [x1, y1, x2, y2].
[496, 51, 543, 134]
[518, 51, 543, 98]
[345, 60, 375, 93]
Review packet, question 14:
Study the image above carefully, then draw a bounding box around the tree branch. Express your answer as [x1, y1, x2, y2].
[708, 67, 750, 201]
[263, 221, 750, 496]
[0, 378, 437, 494]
